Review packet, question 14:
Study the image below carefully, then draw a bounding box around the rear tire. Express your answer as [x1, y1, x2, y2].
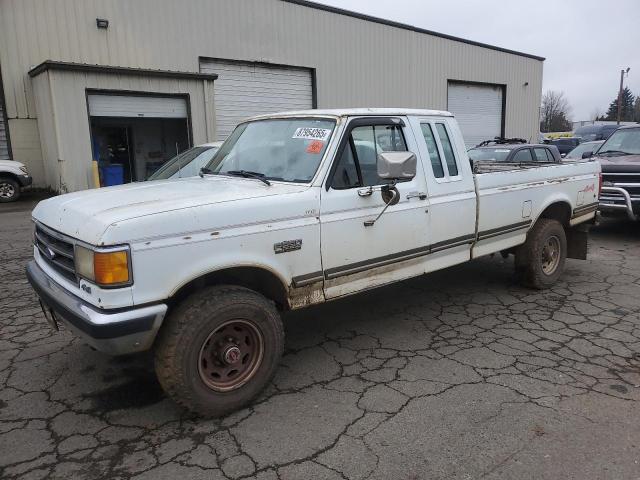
[154, 285, 284, 417]
[0, 177, 20, 203]
[515, 218, 567, 289]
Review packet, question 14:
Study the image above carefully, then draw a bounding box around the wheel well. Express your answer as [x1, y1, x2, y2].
[538, 202, 571, 227]
[168, 267, 290, 311]
[0, 172, 20, 183]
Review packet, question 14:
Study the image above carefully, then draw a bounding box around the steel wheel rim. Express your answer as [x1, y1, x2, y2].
[0, 182, 15, 199]
[198, 319, 264, 392]
[541, 235, 561, 275]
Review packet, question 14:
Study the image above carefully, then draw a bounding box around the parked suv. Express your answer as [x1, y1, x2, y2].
[468, 139, 561, 166]
[0, 160, 32, 202]
[549, 137, 581, 156]
[574, 124, 620, 142]
[595, 125, 640, 220]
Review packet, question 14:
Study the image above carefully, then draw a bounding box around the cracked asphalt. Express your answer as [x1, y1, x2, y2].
[1, 196, 640, 480]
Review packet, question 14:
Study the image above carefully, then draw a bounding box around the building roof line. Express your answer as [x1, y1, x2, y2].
[281, 0, 545, 62]
[28, 61, 219, 81]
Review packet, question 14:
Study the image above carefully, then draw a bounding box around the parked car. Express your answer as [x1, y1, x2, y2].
[564, 140, 605, 160]
[0, 160, 32, 202]
[468, 140, 561, 166]
[574, 124, 620, 142]
[147, 142, 223, 181]
[594, 125, 640, 220]
[549, 137, 581, 156]
[26, 109, 600, 417]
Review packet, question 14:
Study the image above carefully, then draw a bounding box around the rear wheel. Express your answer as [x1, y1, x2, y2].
[0, 177, 20, 203]
[515, 218, 567, 289]
[154, 285, 284, 417]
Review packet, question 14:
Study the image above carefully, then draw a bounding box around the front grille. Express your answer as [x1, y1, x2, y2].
[34, 224, 77, 282]
[602, 173, 640, 197]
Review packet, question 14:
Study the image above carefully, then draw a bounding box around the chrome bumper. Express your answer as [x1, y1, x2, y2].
[26, 260, 167, 355]
[599, 186, 639, 221]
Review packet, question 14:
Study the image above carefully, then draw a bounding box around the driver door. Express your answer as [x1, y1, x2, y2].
[320, 117, 431, 299]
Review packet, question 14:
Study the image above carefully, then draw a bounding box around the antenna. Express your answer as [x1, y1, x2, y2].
[176, 142, 181, 178]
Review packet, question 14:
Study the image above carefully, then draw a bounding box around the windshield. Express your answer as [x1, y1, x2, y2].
[205, 118, 337, 183]
[565, 141, 603, 159]
[598, 128, 640, 155]
[148, 146, 219, 180]
[467, 148, 511, 162]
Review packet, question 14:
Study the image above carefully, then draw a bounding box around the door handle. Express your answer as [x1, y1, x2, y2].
[406, 191, 427, 200]
[357, 187, 374, 197]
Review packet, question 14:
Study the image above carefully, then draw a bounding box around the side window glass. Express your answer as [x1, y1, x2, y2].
[435, 124, 458, 176]
[534, 148, 549, 162]
[332, 124, 408, 188]
[420, 123, 445, 178]
[513, 149, 533, 162]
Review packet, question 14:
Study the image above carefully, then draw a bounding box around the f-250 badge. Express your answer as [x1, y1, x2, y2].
[274, 239, 302, 254]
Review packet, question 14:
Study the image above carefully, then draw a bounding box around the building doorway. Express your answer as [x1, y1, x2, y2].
[88, 92, 191, 186]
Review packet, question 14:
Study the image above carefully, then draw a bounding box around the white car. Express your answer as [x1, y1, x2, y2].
[26, 109, 600, 416]
[147, 142, 223, 180]
[0, 160, 32, 202]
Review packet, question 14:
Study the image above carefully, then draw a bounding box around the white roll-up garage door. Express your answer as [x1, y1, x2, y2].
[200, 59, 313, 141]
[88, 94, 188, 118]
[447, 82, 504, 149]
[0, 100, 9, 160]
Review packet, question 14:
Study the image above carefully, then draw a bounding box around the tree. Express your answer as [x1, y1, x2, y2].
[634, 97, 640, 122]
[589, 108, 602, 121]
[604, 87, 635, 122]
[540, 91, 572, 133]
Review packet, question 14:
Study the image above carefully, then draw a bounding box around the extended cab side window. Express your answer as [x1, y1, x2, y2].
[435, 124, 459, 176]
[420, 123, 445, 178]
[331, 124, 408, 188]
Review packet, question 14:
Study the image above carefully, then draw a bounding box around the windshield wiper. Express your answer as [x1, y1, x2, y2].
[598, 150, 631, 156]
[199, 167, 218, 178]
[226, 170, 271, 186]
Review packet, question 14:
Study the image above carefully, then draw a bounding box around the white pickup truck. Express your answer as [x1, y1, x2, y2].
[27, 109, 600, 416]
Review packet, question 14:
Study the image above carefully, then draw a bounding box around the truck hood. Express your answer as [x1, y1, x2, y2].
[597, 154, 640, 173]
[32, 177, 308, 245]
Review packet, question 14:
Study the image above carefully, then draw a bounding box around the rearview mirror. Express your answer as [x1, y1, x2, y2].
[582, 151, 593, 159]
[377, 151, 417, 180]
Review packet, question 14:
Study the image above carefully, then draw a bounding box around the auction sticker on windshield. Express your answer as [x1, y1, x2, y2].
[293, 127, 332, 141]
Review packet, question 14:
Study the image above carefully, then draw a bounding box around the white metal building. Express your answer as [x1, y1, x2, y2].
[0, 0, 544, 192]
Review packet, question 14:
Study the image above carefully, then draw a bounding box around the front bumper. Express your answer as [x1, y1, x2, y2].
[26, 260, 167, 355]
[18, 174, 33, 187]
[599, 186, 639, 221]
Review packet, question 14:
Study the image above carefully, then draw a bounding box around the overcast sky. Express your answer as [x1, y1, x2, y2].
[315, 0, 640, 121]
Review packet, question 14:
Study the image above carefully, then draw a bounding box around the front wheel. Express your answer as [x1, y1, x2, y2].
[0, 177, 20, 203]
[154, 285, 284, 417]
[515, 218, 567, 289]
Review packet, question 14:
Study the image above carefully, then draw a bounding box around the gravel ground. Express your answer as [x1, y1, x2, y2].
[1, 196, 639, 480]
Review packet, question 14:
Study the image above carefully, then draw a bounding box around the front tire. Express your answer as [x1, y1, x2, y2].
[0, 177, 20, 203]
[515, 218, 567, 289]
[154, 285, 284, 417]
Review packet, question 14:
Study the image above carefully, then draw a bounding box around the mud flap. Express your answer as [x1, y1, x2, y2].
[566, 223, 589, 260]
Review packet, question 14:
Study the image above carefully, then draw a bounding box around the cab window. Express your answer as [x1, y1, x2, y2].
[420, 123, 445, 178]
[435, 124, 459, 176]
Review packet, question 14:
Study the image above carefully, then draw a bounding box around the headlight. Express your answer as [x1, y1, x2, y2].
[75, 245, 131, 287]
[19, 165, 28, 174]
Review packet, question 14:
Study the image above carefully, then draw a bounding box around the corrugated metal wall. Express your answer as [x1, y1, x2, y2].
[0, 0, 543, 187]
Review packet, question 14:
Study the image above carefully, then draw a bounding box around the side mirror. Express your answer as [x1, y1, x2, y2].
[377, 151, 417, 180]
[363, 151, 417, 228]
[582, 151, 593, 159]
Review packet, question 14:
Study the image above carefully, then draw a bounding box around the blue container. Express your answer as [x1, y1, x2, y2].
[100, 165, 124, 187]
